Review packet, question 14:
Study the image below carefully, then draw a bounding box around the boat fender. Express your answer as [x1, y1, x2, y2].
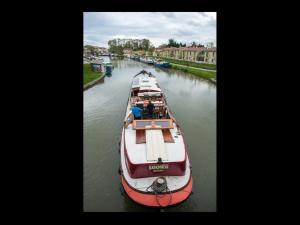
[119, 185, 125, 195]
[118, 167, 123, 175]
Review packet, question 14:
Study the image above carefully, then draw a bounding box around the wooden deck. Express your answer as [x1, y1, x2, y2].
[136, 130, 146, 144]
[162, 129, 175, 143]
[136, 129, 174, 144]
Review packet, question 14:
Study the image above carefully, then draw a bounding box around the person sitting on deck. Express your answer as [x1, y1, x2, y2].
[147, 100, 155, 119]
[130, 106, 143, 120]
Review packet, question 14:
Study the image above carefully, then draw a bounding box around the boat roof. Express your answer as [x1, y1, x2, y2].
[125, 123, 185, 163]
[124, 70, 186, 165]
[132, 74, 161, 92]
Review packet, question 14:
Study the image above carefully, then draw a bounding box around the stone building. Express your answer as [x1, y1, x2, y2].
[204, 48, 217, 64]
[153, 47, 216, 64]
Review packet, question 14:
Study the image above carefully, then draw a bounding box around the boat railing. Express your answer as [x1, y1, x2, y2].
[133, 70, 156, 78]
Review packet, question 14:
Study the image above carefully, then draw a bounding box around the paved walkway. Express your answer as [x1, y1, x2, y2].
[170, 63, 216, 72]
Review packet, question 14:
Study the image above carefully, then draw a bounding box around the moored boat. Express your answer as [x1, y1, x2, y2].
[103, 62, 113, 75]
[146, 58, 154, 64]
[130, 55, 140, 61]
[139, 57, 146, 63]
[154, 59, 171, 68]
[140, 57, 154, 64]
[120, 70, 193, 207]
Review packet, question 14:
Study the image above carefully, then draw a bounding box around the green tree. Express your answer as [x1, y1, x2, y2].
[108, 38, 152, 54]
[168, 39, 176, 47]
[132, 40, 139, 51]
[191, 41, 197, 47]
[141, 39, 150, 50]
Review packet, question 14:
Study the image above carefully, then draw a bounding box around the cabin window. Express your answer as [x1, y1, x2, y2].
[133, 119, 174, 130]
[154, 121, 171, 128]
[135, 121, 152, 129]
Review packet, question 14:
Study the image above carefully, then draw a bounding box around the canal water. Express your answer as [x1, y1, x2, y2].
[84, 57, 216, 212]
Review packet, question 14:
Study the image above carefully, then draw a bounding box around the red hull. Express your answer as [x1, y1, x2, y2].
[121, 175, 193, 207]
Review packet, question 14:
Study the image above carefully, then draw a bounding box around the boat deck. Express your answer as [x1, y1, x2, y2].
[136, 129, 174, 144]
[125, 123, 185, 164]
[121, 127, 191, 192]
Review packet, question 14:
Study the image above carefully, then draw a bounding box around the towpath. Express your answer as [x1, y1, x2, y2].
[169, 63, 216, 72]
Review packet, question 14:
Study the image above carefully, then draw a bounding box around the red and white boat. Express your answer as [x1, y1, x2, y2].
[119, 70, 193, 207]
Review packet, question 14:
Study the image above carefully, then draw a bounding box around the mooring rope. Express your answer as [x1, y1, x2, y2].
[146, 177, 173, 207]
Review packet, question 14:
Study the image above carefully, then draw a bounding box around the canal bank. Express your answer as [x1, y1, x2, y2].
[84, 74, 105, 90]
[170, 63, 216, 80]
[83, 64, 105, 90]
[158, 57, 216, 71]
[150, 57, 216, 82]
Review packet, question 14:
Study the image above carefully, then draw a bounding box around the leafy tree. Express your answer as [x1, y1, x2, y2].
[167, 39, 180, 47]
[141, 39, 150, 51]
[168, 39, 176, 47]
[108, 38, 153, 55]
[133, 41, 139, 51]
[148, 44, 155, 55]
[124, 41, 132, 49]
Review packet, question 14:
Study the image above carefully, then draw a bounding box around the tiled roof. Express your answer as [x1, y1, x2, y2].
[158, 47, 209, 52]
[157, 47, 216, 52]
[203, 47, 217, 52]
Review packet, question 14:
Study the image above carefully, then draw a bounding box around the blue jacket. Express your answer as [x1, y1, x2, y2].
[131, 107, 143, 118]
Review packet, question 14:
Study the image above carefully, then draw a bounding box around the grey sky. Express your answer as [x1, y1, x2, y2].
[84, 12, 216, 48]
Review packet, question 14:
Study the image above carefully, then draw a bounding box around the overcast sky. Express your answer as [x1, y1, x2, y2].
[84, 12, 216, 48]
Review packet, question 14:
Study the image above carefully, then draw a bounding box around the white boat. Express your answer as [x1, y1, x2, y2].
[120, 70, 193, 207]
[154, 59, 171, 68]
[140, 57, 154, 64]
[139, 57, 146, 63]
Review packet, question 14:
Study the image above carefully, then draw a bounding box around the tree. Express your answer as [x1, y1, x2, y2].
[148, 44, 155, 55]
[168, 39, 176, 47]
[108, 38, 153, 54]
[141, 39, 150, 51]
[108, 39, 124, 55]
[191, 42, 197, 47]
[124, 40, 132, 49]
